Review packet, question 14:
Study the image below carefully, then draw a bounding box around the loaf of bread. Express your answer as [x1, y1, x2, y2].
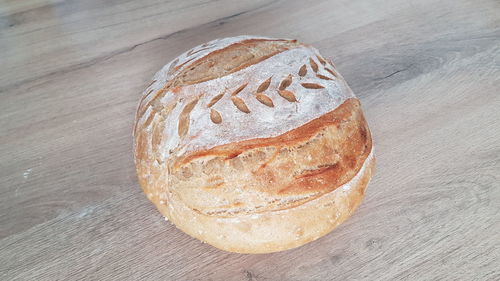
[134, 36, 375, 253]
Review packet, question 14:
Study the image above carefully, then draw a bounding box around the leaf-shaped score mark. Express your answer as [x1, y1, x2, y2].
[325, 68, 338, 78]
[210, 109, 222, 124]
[256, 93, 274, 107]
[299, 65, 307, 77]
[316, 74, 333, 80]
[279, 74, 292, 90]
[231, 96, 250, 113]
[316, 55, 327, 65]
[301, 83, 325, 89]
[231, 83, 248, 96]
[207, 93, 224, 107]
[278, 90, 297, 102]
[257, 77, 272, 93]
[178, 98, 199, 137]
[309, 58, 318, 72]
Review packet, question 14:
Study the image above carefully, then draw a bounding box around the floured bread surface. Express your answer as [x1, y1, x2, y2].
[134, 36, 375, 253]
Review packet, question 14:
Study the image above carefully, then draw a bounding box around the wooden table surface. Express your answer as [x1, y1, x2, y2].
[1, 0, 499, 280]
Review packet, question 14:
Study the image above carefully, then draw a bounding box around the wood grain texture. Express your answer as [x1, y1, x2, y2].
[0, 0, 499, 280]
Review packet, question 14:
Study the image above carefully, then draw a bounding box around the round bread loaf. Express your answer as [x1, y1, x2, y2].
[134, 36, 375, 253]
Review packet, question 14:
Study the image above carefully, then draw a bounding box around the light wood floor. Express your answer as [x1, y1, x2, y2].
[1, 0, 499, 280]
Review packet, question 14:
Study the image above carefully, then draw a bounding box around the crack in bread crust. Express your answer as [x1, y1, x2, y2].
[165, 98, 372, 216]
[157, 150, 375, 253]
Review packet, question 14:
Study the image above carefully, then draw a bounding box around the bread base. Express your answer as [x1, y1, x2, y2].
[151, 149, 375, 254]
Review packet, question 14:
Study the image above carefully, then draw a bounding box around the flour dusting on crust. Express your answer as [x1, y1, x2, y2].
[136, 36, 354, 161]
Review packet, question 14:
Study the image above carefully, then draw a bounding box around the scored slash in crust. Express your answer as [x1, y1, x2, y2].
[231, 96, 250, 113]
[278, 90, 297, 102]
[316, 55, 327, 65]
[316, 74, 332, 80]
[207, 93, 224, 107]
[178, 98, 199, 137]
[256, 93, 274, 107]
[298, 65, 307, 77]
[210, 108, 222, 124]
[325, 68, 338, 78]
[279, 74, 292, 90]
[231, 83, 248, 96]
[301, 83, 324, 89]
[257, 77, 272, 93]
[152, 50, 340, 137]
[309, 57, 318, 72]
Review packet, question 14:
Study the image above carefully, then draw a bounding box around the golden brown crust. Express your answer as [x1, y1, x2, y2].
[134, 36, 375, 253]
[136, 97, 374, 253]
[176, 98, 369, 168]
[151, 149, 375, 254]
[161, 98, 371, 217]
